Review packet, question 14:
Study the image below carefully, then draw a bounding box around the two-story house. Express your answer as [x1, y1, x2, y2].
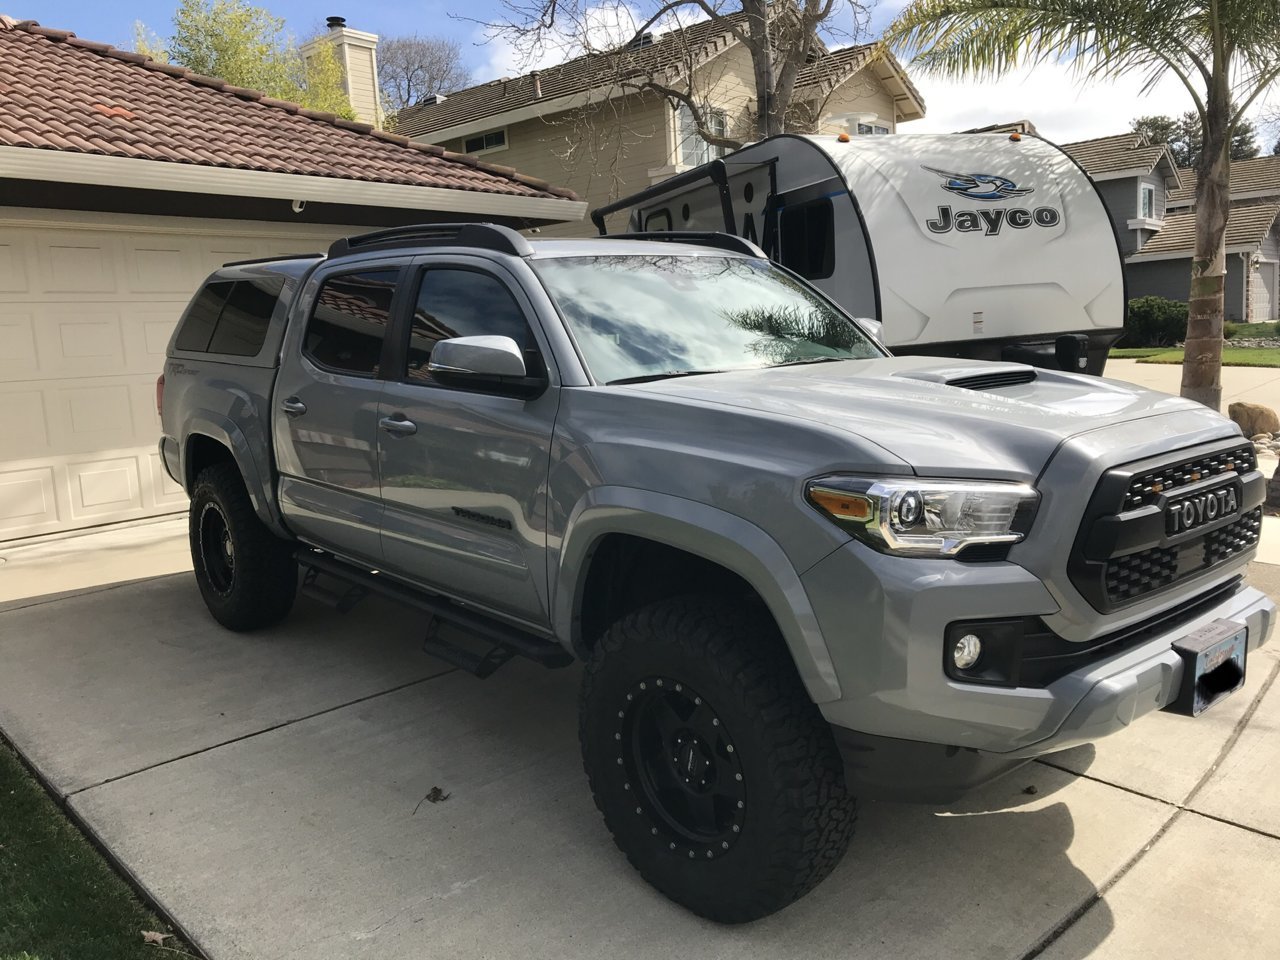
[394, 16, 926, 236]
[1062, 133, 1280, 323]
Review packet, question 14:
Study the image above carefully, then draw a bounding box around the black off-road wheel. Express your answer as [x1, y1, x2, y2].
[580, 597, 856, 923]
[189, 462, 297, 631]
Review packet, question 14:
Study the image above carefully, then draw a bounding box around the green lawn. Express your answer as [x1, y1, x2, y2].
[1228, 321, 1279, 338]
[1110, 347, 1280, 368]
[0, 741, 192, 960]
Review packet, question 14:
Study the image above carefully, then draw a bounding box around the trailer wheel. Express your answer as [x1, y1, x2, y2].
[580, 596, 856, 923]
[189, 463, 296, 631]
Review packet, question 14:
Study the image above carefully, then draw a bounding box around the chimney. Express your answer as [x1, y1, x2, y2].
[300, 16, 383, 127]
[530, 70, 542, 100]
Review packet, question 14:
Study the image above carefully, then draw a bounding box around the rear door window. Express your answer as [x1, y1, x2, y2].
[304, 270, 399, 377]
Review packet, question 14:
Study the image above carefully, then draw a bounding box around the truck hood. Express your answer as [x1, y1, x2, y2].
[624, 356, 1233, 480]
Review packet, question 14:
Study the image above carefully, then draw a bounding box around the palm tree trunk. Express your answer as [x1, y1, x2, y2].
[1180, 77, 1232, 409]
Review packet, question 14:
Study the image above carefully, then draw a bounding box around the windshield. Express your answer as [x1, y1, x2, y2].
[532, 255, 884, 384]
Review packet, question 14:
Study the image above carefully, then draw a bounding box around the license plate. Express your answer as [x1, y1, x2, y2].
[1166, 485, 1239, 536]
[1170, 619, 1247, 717]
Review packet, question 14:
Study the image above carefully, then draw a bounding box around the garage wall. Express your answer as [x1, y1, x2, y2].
[0, 209, 360, 542]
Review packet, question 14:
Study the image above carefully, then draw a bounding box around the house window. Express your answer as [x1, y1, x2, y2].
[677, 103, 727, 167]
[464, 129, 507, 154]
[1141, 184, 1156, 219]
[857, 121, 891, 135]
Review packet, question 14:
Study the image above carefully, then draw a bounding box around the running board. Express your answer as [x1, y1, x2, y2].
[295, 549, 574, 676]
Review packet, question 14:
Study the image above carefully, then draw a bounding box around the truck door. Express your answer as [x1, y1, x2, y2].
[375, 258, 557, 628]
[273, 264, 405, 565]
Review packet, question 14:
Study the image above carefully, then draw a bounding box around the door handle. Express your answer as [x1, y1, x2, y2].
[281, 397, 307, 416]
[379, 415, 417, 437]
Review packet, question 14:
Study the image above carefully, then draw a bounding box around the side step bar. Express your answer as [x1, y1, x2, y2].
[296, 549, 574, 677]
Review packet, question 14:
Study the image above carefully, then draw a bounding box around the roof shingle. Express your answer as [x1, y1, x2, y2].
[0, 17, 578, 200]
[1060, 132, 1173, 179]
[1132, 199, 1280, 257]
[1167, 155, 1280, 205]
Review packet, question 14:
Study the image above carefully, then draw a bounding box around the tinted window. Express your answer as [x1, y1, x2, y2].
[207, 276, 284, 356]
[778, 198, 835, 280]
[175, 281, 233, 352]
[405, 269, 538, 383]
[304, 270, 398, 377]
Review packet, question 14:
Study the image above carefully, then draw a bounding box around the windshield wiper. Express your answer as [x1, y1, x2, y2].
[770, 356, 853, 367]
[607, 369, 727, 385]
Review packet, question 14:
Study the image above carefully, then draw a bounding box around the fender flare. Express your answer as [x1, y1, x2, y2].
[183, 413, 286, 534]
[554, 487, 842, 703]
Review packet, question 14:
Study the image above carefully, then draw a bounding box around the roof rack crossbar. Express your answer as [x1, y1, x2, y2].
[222, 252, 323, 267]
[326, 223, 534, 260]
[602, 232, 765, 257]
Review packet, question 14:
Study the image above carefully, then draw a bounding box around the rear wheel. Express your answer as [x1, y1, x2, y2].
[580, 597, 856, 923]
[189, 462, 297, 631]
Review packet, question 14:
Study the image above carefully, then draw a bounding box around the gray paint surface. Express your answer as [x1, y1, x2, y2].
[1128, 256, 1249, 321]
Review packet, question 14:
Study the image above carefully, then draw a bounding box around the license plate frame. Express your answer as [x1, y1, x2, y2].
[1169, 619, 1248, 717]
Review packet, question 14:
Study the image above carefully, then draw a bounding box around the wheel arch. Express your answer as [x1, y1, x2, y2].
[182, 413, 287, 535]
[555, 488, 841, 703]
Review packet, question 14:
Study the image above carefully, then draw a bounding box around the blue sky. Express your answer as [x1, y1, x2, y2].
[22, 1, 1274, 144]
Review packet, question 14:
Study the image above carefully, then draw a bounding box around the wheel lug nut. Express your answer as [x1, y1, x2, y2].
[737, 800, 744, 809]
[726, 745, 734, 753]
[705, 851, 713, 859]
[721, 841, 729, 849]
[635, 806, 642, 814]
[639, 682, 646, 690]
[669, 842, 676, 850]
[675, 684, 682, 691]
[651, 827, 658, 835]
[735, 773, 743, 781]
[688, 850, 695, 859]
[732, 825, 740, 833]
[712, 719, 719, 726]
[656, 679, 663, 686]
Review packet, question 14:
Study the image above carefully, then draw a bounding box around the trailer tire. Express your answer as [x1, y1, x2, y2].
[189, 462, 296, 631]
[580, 596, 856, 923]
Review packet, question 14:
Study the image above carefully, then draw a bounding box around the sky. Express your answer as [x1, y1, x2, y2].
[22, 0, 1279, 147]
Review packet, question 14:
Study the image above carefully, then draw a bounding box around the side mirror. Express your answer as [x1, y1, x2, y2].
[428, 335, 527, 378]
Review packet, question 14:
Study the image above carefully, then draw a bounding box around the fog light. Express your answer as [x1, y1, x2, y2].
[953, 634, 983, 670]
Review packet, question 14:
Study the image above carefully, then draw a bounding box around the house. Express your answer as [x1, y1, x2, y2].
[1062, 133, 1280, 323]
[0, 15, 583, 542]
[394, 16, 926, 236]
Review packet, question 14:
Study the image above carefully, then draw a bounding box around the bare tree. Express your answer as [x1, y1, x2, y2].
[379, 35, 471, 118]
[484, 1, 869, 154]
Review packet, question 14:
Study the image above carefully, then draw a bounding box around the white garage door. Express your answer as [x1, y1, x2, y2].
[0, 209, 355, 541]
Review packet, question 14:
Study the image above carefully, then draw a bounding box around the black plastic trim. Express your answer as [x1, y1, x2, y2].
[327, 223, 534, 260]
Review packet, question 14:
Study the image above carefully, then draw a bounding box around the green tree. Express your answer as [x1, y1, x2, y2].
[1132, 109, 1259, 166]
[886, 0, 1280, 410]
[136, 0, 355, 119]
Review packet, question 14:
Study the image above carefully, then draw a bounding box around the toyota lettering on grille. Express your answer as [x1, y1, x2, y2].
[1167, 486, 1239, 535]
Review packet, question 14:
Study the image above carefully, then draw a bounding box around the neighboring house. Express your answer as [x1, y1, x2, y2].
[0, 15, 583, 542]
[395, 16, 926, 236]
[1063, 132, 1280, 323]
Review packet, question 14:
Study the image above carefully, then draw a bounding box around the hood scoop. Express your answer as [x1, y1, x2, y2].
[894, 363, 1038, 392]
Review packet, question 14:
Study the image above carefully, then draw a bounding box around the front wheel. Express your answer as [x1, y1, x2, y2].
[189, 462, 297, 631]
[579, 597, 856, 923]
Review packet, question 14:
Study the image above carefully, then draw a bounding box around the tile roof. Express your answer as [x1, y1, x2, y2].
[394, 15, 750, 138]
[394, 17, 922, 139]
[1060, 132, 1174, 178]
[1167, 155, 1280, 205]
[1132, 199, 1280, 257]
[0, 16, 578, 200]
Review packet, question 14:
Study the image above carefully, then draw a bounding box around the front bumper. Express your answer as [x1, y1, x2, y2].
[804, 540, 1274, 797]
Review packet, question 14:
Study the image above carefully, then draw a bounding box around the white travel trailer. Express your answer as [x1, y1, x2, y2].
[591, 133, 1126, 374]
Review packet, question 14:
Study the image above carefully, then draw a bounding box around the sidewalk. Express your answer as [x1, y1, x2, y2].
[1104, 357, 1280, 417]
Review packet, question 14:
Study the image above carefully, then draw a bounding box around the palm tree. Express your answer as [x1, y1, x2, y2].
[884, 1, 1280, 409]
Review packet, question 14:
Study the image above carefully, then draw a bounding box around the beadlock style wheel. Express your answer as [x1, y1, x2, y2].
[618, 677, 746, 861]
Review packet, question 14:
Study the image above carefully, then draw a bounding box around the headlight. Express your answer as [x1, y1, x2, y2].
[805, 476, 1039, 558]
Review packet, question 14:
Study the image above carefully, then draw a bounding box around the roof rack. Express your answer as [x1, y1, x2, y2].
[326, 223, 534, 260]
[222, 252, 323, 267]
[602, 232, 766, 257]
[590, 158, 734, 234]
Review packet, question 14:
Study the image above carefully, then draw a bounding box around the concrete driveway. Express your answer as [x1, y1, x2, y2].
[1, 542, 1279, 959]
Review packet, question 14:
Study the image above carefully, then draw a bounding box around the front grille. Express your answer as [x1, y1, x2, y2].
[1104, 547, 1179, 603]
[948, 370, 1037, 391]
[1071, 441, 1266, 612]
[1124, 444, 1256, 510]
[1205, 508, 1263, 565]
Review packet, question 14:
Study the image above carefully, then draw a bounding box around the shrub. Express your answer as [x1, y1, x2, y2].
[1123, 296, 1189, 347]
[1224, 322, 1240, 340]
[1274, 320, 1280, 337]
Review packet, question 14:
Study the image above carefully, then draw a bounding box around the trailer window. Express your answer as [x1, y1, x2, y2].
[778, 198, 835, 280]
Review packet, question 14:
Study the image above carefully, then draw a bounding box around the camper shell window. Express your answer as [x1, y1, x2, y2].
[778, 198, 835, 280]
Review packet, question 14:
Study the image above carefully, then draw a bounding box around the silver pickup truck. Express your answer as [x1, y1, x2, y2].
[159, 223, 1273, 923]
